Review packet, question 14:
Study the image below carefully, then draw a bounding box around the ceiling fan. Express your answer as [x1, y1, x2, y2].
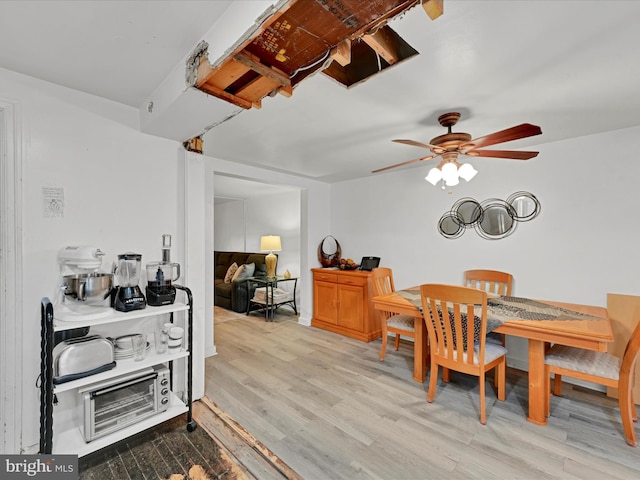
[372, 112, 542, 174]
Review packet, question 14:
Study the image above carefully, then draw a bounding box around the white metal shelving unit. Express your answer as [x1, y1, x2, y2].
[39, 286, 196, 457]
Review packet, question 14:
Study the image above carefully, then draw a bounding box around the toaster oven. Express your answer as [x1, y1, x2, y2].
[79, 365, 170, 442]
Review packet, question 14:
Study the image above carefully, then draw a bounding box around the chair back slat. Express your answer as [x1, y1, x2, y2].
[422, 284, 488, 367]
[372, 267, 394, 296]
[464, 269, 513, 296]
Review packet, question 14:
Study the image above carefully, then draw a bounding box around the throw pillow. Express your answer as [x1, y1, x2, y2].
[231, 264, 246, 282]
[242, 262, 256, 278]
[224, 262, 238, 283]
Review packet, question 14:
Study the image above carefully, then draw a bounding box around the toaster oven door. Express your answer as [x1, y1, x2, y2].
[84, 371, 159, 441]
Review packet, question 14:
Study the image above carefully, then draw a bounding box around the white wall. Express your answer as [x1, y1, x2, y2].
[0, 67, 198, 453]
[244, 190, 301, 278]
[214, 199, 246, 250]
[328, 126, 640, 369]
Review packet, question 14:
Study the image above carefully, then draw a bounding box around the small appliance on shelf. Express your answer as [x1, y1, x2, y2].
[56, 246, 114, 321]
[112, 252, 146, 312]
[145, 234, 181, 306]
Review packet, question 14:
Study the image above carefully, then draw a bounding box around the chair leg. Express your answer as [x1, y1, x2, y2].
[496, 360, 506, 401]
[618, 375, 637, 447]
[394, 333, 400, 351]
[379, 327, 388, 361]
[544, 367, 551, 417]
[552, 374, 563, 396]
[442, 367, 450, 383]
[479, 371, 487, 425]
[427, 362, 438, 403]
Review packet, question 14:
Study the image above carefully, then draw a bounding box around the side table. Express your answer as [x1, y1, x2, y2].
[246, 276, 298, 321]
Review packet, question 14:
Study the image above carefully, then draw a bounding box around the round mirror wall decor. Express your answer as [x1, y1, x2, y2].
[507, 191, 541, 221]
[475, 199, 517, 240]
[438, 212, 465, 239]
[451, 197, 483, 227]
[438, 192, 540, 240]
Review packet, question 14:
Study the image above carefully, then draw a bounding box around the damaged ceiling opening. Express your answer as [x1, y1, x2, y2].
[187, 0, 443, 112]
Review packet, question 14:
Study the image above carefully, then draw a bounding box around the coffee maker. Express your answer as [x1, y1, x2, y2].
[146, 234, 180, 306]
[112, 252, 147, 312]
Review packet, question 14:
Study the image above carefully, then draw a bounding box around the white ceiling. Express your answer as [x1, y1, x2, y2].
[2, 1, 640, 184]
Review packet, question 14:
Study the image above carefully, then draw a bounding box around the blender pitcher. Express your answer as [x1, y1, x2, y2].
[113, 253, 146, 312]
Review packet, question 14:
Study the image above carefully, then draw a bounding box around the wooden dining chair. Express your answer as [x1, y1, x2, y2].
[372, 267, 416, 361]
[420, 284, 507, 424]
[544, 318, 640, 446]
[463, 269, 513, 347]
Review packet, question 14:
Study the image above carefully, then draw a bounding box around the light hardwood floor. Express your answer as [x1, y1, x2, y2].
[205, 307, 640, 480]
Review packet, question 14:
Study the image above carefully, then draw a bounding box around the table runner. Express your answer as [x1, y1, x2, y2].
[396, 290, 606, 335]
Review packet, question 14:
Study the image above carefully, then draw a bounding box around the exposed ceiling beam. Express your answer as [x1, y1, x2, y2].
[423, 0, 444, 20]
[362, 25, 400, 65]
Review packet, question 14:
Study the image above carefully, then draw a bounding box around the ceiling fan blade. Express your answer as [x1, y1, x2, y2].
[464, 149, 539, 160]
[392, 139, 439, 150]
[372, 154, 436, 173]
[462, 123, 542, 150]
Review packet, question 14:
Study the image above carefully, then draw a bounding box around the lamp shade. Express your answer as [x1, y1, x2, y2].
[425, 167, 443, 185]
[260, 235, 282, 252]
[458, 163, 478, 182]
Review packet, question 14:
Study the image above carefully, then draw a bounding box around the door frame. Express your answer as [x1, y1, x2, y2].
[0, 99, 23, 453]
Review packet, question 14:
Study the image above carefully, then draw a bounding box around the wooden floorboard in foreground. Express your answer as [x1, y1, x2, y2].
[205, 307, 640, 480]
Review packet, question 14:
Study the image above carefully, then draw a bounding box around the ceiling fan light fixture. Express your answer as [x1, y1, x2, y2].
[441, 162, 458, 184]
[458, 163, 478, 182]
[425, 167, 442, 185]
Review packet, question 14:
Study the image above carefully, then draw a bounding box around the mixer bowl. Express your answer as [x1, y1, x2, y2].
[62, 273, 113, 304]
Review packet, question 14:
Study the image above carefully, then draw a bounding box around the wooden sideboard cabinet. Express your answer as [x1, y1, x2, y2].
[311, 268, 381, 342]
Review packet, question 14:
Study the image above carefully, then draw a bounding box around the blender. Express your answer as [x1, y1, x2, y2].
[112, 252, 147, 312]
[146, 234, 180, 306]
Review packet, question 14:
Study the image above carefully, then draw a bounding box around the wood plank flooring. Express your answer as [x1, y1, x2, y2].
[78, 413, 251, 480]
[205, 307, 640, 480]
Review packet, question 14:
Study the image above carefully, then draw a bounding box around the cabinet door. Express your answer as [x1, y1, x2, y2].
[314, 281, 337, 324]
[337, 284, 364, 331]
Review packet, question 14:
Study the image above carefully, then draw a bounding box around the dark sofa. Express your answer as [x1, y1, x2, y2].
[214, 251, 275, 313]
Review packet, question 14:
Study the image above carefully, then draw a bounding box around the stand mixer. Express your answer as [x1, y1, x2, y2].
[57, 246, 114, 321]
[145, 234, 181, 306]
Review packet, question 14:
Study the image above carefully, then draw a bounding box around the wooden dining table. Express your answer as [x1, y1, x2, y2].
[372, 288, 613, 425]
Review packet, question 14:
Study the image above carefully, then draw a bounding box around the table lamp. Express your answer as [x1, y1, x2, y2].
[260, 235, 281, 278]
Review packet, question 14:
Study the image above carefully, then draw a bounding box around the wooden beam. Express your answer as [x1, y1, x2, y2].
[423, 0, 444, 20]
[233, 51, 291, 87]
[330, 39, 352, 67]
[235, 75, 281, 104]
[278, 85, 293, 98]
[183, 136, 203, 154]
[362, 26, 400, 65]
[197, 83, 253, 110]
[201, 59, 251, 90]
